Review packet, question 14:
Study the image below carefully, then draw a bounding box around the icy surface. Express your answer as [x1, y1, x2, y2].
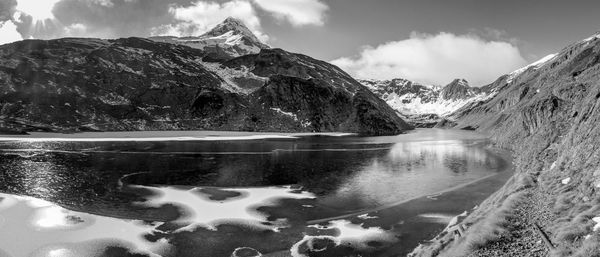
[133, 185, 315, 231]
[592, 217, 600, 232]
[0, 193, 167, 257]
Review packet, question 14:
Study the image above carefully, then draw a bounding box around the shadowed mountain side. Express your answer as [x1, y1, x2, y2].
[0, 22, 411, 136]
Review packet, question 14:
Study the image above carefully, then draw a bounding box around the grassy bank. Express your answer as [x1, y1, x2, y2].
[410, 35, 600, 257]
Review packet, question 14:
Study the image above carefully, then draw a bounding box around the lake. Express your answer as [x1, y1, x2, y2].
[0, 129, 512, 257]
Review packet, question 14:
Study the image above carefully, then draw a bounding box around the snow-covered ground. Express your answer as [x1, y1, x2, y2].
[506, 53, 557, 84]
[360, 79, 496, 118]
[0, 193, 168, 257]
[382, 91, 493, 117]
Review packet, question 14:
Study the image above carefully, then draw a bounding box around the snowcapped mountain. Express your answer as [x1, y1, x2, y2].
[359, 78, 495, 126]
[150, 17, 270, 61]
[361, 49, 567, 127]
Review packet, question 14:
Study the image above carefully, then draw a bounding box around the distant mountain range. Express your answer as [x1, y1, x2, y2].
[359, 77, 496, 127]
[0, 17, 411, 135]
[358, 48, 562, 128]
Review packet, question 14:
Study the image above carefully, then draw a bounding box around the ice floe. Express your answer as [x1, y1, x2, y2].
[0, 193, 168, 257]
[592, 217, 600, 232]
[133, 185, 315, 232]
[357, 213, 378, 220]
[302, 219, 396, 251]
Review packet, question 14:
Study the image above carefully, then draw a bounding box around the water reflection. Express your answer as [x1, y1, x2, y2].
[324, 140, 502, 210]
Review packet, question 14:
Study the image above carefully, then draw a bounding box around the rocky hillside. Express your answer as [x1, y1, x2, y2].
[411, 33, 600, 256]
[0, 19, 411, 136]
[360, 78, 495, 127]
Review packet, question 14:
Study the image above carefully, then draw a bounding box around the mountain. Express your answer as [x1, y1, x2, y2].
[359, 78, 495, 127]
[440, 78, 481, 100]
[0, 19, 411, 136]
[411, 32, 600, 256]
[150, 17, 269, 61]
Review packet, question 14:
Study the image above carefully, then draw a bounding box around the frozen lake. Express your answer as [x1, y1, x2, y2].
[0, 129, 512, 257]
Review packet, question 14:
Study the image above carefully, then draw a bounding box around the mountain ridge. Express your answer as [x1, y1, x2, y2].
[0, 19, 411, 136]
[410, 31, 600, 257]
[360, 77, 495, 127]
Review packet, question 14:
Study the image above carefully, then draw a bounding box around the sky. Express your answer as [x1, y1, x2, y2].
[1, 0, 599, 86]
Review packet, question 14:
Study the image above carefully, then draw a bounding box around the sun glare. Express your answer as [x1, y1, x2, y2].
[16, 0, 61, 22]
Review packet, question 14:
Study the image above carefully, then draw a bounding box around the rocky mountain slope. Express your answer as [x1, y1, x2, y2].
[360, 78, 495, 127]
[0, 18, 411, 135]
[150, 17, 269, 62]
[411, 32, 600, 257]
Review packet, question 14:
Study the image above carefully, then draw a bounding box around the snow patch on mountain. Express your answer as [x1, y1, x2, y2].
[270, 108, 298, 120]
[200, 61, 268, 94]
[384, 92, 493, 117]
[150, 17, 269, 58]
[360, 78, 495, 119]
[506, 53, 557, 84]
[583, 31, 600, 43]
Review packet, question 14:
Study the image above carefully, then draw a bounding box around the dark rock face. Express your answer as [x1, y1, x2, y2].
[226, 49, 412, 135]
[0, 37, 227, 132]
[224, 48, 361, 92]
[0, 36, 411, 135]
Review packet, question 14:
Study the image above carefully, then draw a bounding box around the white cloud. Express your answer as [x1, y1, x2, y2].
[150, 0, 329, 40]
[63, 23, 88, 36]
[332, 32, 528, 86]
[16, 0, 61, 22]
[252, 0, 328, 26]
[0, 20, 22, 45]
[151, 0, 268, 41]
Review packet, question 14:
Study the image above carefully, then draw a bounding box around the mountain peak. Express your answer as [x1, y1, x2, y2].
[448, 78, 469, 87]
[440, 78, 480, 101]
[223, 17, 246, 26]
[206, 17, 252, 36]
[150, 16, 269, 60]
[201, 17, 268, 48]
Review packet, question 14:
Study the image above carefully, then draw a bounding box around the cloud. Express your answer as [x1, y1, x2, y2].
[0, 0, 17, 22]
[0, 20, 22, 44]
[152, 0, 329, 39]
[332, 32, 528, 86]
[15, 0, 62, 21]
[152, 0, 268, 41]
[252, 0, 328, 26]
[0, 0, 330, 43]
